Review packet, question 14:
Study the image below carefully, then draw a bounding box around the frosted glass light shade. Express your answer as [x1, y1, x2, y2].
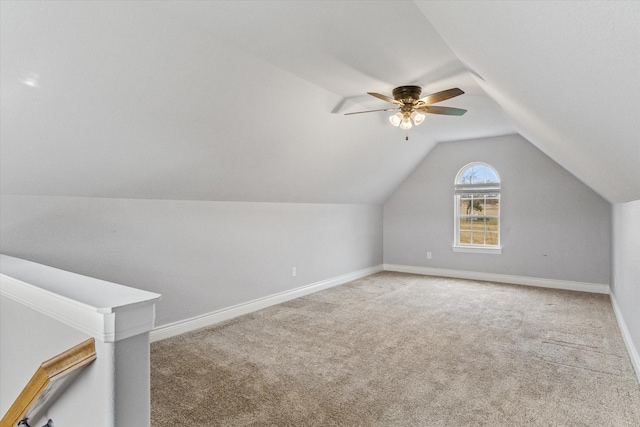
[400, 117, 412, 129]
[389, 112, 402, 127]
[411, 111, 425, 126]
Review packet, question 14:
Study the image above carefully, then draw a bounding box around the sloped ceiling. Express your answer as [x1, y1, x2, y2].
[415, 1, 640, 203]
[1, 1, 636, 204]
[0, 1, 512, 204]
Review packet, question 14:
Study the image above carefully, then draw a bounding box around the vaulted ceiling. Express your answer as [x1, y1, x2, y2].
[1, 1, 638, 204]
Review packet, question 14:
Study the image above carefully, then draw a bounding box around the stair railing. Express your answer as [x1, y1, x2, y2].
[0, 338, 97, 427]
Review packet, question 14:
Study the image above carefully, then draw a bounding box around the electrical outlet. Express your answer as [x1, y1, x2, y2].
[292, 267, 297, 277]
[427, 252, 432, 260]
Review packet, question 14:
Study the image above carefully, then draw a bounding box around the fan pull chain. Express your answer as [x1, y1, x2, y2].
[405, 130, 409, 141]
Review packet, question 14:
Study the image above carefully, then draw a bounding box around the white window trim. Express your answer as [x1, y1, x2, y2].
[452, 245, 502, 255]
[453, 162, 502, 254]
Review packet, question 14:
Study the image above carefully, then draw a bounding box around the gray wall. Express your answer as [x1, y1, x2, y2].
[611, 200, 640, 358]
[0, 196, 383, 326]
[383, 134, 611, 284]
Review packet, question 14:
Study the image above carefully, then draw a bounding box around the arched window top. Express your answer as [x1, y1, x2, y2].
[455, 162, 500, 186]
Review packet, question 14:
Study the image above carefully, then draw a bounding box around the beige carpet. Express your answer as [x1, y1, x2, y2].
[151, 272, 640, 426]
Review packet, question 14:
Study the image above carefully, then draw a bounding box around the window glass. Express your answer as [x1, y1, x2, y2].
[454, 163, 501, 250]
[457, 164, 499, 184]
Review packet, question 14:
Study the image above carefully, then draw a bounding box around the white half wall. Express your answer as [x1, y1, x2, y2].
[0, 196, 383, 327]
[383, 134, 611, 285]
[611, 200, 640, 381]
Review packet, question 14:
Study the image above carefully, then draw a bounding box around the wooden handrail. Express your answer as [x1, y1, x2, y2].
[0, 338, 97, 427]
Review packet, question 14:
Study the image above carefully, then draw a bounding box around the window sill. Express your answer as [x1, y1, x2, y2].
[452, 245, 502, 255]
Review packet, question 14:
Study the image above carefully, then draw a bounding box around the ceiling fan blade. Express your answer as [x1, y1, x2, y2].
[417, 88, 464, 106]
[344, 107, 397, 115]
[367, 92, 402, 105]
[417, 105, 467, 116]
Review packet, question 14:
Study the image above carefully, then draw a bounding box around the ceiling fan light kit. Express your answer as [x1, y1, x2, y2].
[400, 116, 412, 130]
[346, 85, 467, 139]
[389, 112, 403, 127]
[411, 111, 426, 126]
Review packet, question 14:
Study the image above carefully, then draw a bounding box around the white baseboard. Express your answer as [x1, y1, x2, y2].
[150, 264, 383, 342]
[383, 264, 610, 294]
[610, 293, 640, 384]
[152, 264, 611, 343]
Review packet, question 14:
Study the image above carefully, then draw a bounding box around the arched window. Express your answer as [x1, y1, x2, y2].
[454, 162, 501, 254]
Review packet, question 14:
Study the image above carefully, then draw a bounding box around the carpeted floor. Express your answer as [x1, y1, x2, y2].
[151, 272, 640, 426]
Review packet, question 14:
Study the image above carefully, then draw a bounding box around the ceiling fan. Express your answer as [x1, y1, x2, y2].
[345, 86, 466, 138]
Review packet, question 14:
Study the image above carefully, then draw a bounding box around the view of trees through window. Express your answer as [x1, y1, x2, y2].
[458, 195, 499, 245]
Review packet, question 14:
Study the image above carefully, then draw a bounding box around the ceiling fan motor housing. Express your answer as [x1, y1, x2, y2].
[392, 86, 422, 103]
